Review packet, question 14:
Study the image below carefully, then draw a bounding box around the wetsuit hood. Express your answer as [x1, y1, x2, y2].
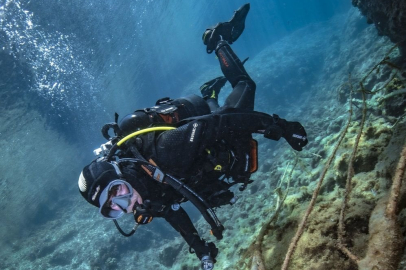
[78, 160, 119, 208]
[78, 160, 151, 208]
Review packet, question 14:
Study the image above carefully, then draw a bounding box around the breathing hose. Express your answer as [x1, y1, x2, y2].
[106, 126, 175, 161]
[113, 220, 140, 237]
[117, 127, 175, 147]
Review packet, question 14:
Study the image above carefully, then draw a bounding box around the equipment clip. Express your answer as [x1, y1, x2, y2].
[153, 168, 165, 183]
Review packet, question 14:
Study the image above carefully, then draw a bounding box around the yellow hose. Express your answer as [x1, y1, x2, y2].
[117, 127, 176, 147]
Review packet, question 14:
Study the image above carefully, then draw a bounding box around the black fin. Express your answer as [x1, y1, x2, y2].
[203, 3, 251, 54]
[229, 3, 250, 42]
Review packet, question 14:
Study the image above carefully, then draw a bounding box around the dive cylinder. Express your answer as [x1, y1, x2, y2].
[119, 95, 210, 135]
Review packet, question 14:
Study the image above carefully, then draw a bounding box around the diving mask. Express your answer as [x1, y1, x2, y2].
[99, 180, 134, 219]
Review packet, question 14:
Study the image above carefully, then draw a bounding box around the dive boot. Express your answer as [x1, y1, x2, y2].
[200, 76, 227, 100]
[203, 3, 250, 54]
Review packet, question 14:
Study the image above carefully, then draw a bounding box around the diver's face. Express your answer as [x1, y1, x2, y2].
[108, 184, 143, 213]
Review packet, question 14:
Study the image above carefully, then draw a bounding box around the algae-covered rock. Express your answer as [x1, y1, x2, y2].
[357, 196, 403, 270]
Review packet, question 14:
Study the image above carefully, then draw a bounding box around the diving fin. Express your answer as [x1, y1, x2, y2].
[203, 3, 250, 54]
[229, 3, 250, 42]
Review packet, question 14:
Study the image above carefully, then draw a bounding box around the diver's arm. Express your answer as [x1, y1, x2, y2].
[179, 108, 308, 151]
[154, 108, 308, 167]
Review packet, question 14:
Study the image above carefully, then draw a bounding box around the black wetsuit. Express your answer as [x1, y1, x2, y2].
[118, 41, 259, 259]
[80, 4, 307, 265]
[114, 40, 307, 260]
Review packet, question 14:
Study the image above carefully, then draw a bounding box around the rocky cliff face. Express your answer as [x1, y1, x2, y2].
[352, 0, 406, 59]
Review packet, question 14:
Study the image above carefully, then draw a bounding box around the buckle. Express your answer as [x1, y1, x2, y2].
[153, 168, 165, 183]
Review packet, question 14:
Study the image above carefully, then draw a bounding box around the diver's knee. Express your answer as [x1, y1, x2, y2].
[247, 78, 256, 91]
[234, 76, 255, 91]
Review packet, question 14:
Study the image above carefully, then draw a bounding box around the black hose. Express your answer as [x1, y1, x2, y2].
[106, 143, 119, 161]
[164, 174, 224, 240]
[113, 219, 137, 237]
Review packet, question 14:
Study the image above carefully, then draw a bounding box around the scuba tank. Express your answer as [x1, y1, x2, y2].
[99, 94, 210, 141]
[118, 95, 210, 137]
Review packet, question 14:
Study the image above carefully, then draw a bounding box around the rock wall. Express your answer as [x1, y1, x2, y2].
[352, 0, 406, 59]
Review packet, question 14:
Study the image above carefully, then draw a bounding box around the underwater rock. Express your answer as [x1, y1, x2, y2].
[379, 76, 406, 117]
[158, 244, 183, 267]
[352, 0, 406, 60]
[357, 195, 403, 270]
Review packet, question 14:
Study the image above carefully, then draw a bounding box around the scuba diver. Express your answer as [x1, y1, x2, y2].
[78, 3, 307, 270]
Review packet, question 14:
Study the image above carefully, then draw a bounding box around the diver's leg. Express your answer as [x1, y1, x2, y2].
[206, 99, 220, 112]
[202, 3, 255, 111]
[215, 40, 256, 111]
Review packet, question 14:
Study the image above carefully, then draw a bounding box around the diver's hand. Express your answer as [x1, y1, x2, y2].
[283, 121, 308, 151]
[264, 115, 308, 151]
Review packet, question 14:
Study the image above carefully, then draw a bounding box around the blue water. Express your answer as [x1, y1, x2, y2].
[1, 0, 351, 143]
[0, 0, 352, 269]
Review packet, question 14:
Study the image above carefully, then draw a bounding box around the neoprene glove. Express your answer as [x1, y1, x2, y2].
[264, 114, 308, 151]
